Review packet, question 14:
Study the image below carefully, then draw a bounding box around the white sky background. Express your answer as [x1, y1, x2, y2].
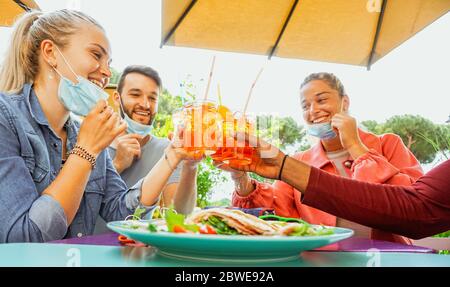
[0, 0, 449, 201]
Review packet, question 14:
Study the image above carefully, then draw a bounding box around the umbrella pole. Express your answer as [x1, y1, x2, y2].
[268, 0, 299, 59]
[367, 0, 388, 70]
[14, 0, 33, 12]
[160, 0, 198, 48]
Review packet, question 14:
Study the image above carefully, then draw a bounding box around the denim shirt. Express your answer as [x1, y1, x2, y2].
[0, 84, 155, 243]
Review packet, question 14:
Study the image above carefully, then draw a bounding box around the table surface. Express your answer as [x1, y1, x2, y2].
[0, 242, 449, 267]
[1, 233, 449, 267]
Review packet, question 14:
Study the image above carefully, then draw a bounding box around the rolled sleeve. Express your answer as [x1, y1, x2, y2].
[29, 194, 68, 241]
[232, 179, 274, 208]
[101, 151, 157, 222]
[125, 178, 157, 219]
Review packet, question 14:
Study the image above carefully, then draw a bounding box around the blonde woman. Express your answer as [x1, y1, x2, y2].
[0, 10, 198, 243]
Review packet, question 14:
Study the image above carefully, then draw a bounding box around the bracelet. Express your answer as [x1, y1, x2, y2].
[164, 151, 175, 171]
[68, 145, 96, 169]
[278, 154, 289, 180]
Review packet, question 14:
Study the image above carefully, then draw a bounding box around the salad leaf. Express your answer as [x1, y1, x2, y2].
[148, 223, 158, 232]
[133, 207, 146, 220]
[287, 223, 334, 236]
[165, 209, 199, 233]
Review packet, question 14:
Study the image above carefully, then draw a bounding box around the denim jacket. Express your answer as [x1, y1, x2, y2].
[0, 84, 155, 243]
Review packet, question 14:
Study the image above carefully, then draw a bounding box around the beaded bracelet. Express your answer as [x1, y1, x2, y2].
[68, 145, 96, 169]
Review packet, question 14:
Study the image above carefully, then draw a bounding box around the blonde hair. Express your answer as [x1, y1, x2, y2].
[0, 9, 103, 94]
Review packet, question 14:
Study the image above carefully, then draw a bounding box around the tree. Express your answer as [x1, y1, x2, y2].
[257, 115, 306, 150]
[362, 115, 449, 164]
[109, 67, 121, 85]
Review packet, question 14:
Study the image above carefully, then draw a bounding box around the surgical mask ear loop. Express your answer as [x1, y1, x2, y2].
[53, 45, 80, 83]
[117, 93, 129, 119]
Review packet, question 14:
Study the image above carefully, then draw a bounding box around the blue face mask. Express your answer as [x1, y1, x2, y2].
[306, 122, 337, 140]
[119, 98, 154, 136]
[53, 47, 109, 117]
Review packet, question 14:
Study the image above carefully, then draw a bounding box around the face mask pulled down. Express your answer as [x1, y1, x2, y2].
[52, 46, 109, 117]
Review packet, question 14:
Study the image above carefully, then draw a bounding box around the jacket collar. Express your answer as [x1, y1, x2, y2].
[24, 83, 77, 144]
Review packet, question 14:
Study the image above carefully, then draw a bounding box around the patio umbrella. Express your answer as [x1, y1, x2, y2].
[161, 0, 450, 69]
[0, 0, 40, 27]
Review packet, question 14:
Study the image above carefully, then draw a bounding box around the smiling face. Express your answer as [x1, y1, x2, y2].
[115, 72, 159, 126]
[53, 23, 112, 89]
[300, 80, 349, 125]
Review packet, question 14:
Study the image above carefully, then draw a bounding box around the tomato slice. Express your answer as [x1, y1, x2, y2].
[173, 225, 187, 233]
[199, 224, 217, 235]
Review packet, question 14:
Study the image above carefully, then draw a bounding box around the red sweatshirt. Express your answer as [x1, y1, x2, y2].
[303, 159, 450, 240]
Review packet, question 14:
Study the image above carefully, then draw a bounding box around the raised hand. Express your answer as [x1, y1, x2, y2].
[225, 132, 286, 180]
[77, 100, 127, 157]
[331, 112, 368, 159]
[113, 133, 147, 173]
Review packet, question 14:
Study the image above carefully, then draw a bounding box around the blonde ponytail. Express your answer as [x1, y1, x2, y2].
[0, 9, 103, 94]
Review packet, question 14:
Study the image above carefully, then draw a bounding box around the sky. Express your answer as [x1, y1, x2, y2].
[0, 1, 449, 200]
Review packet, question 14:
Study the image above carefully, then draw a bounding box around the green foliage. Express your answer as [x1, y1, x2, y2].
[109, 67, 121, 85]
[208, 198, 231, 207]
[361, 115, 450, 164]
[196, 157, 227, 208]
[257, 115, 306, 150]
[433, 230, 450, 238]
[152, 89, 184, 138]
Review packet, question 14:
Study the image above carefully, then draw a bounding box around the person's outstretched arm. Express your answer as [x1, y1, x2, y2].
[301, 159, 450, 239]
[228, 133, 450, 240]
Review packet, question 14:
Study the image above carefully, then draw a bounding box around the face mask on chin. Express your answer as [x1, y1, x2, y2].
[306, 122, 337, 140]
[306, 101, 347, 140]
[118, 96, 155, 136]
[52, 46, 109, 117]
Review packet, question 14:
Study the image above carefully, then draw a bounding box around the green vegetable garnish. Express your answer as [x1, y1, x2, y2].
[287, 223, 334, 236]
[133, 207, 146, 220]
[203, 216, 239, 235]
[148, 223, 157, 232]
[165, 208, 199, 233]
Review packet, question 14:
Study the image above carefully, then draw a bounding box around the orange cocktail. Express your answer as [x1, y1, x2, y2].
[221, 112, 255, 166]
[173, 100, 221, 155]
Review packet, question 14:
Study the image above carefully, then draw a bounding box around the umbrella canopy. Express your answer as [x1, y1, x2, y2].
[161, 0, 450, 69]
[0, 0, 40, 27]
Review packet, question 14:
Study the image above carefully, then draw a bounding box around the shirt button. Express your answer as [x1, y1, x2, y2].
[77, 233, 83, 238]
[344, 160, 353, 168]
[52, 143, 58, 148]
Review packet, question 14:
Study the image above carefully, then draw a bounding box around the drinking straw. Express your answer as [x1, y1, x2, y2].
[243, 66, 264, 115]
[179, 82, 185, 106]
[203, 55, 216, 100]
[217, 83, 223, 106]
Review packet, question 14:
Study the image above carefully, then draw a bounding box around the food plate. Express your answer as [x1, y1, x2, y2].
[107, 220, 353, 263]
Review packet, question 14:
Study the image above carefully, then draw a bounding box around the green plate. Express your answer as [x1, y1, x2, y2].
[107, 220, 353, 263]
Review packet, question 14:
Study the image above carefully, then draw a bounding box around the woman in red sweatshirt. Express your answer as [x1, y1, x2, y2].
[225, 135, 449, 240]
[218, 73, 423, 244]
